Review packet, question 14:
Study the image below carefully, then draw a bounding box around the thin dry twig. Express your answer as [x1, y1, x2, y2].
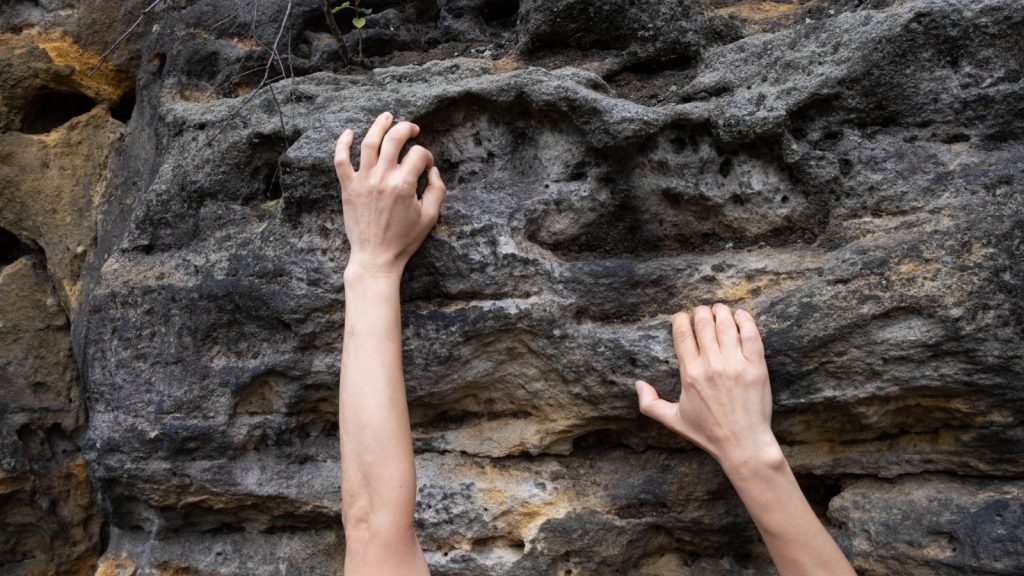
[88, 0, 165, 77]
[202, 0, 294, 147]
[321, 0, 352, 64]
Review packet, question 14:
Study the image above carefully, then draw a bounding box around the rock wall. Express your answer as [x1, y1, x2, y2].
[1, 2, 144, 574]
[1, 0, 1022, 575]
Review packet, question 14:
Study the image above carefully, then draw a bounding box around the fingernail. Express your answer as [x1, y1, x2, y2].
[343, 128, 352, 136]
[381, 111, 391, 120]
[634, 380, 642, 392]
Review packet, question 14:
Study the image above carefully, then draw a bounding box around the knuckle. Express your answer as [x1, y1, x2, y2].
[389, 122, 414, 138]
[684, 365, 704, 382]
[401, 172, 419, 187]
[707, 362, 726, 378]
[388, 180, 408, 195]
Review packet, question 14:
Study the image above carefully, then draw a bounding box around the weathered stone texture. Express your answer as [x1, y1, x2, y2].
[0, 256, 99, 575]
[0, 2, 149, 575]
[1, 0, 1022, 574]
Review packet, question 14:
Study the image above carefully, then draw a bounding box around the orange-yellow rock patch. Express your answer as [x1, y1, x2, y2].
[31, 30, 134, 103]
[96, 555, 136, 576]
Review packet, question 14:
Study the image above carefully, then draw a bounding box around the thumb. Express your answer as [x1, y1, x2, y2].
[421, 166, 447, 225]
[635, 380, 678, 428]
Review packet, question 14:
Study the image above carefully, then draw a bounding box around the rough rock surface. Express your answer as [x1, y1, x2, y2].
[0, 2, 144, 574]
[0, 0, 1022, 575]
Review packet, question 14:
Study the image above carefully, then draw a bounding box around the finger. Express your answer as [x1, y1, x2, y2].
[692, 305, 719, 357]
[671, 311, 699, 370]
[333, 129, 354, 187]
[735, 309, 765, 362]
[420, 166, 447, 225]
[379, 121, 420, 167]
[400, 145, 434, 180]
[358, 111, 393, 170]
[713, 303, 742, 358]
[635, 380, 679, 428]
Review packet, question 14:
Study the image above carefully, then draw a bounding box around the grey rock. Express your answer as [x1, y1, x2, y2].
[0, 0, 1022, 573]
[830, 476, 1024, 575]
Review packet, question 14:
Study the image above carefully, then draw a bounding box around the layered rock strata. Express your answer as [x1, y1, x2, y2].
[1, 0, 1022, 574]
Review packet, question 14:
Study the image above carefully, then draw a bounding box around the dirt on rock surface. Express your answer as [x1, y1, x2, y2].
[1, 0, 1022, 575]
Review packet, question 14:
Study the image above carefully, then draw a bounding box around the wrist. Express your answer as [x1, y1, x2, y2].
[344, 258, 404, 286]
[718, 435, 787, 482]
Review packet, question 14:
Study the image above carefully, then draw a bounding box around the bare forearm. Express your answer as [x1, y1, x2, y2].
[637, 305, 855, 576]
[339, 269, 416, 533]
[723, 444, 856, 576]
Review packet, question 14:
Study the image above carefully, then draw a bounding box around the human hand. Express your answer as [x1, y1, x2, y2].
[334, 111, 447, 278]
[635, 304, 782, 473]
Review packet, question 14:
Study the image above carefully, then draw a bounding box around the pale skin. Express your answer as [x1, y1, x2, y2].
[635, 305, 857, 576]
[335, 113, 856, 576]
[335, 111, 441, 576]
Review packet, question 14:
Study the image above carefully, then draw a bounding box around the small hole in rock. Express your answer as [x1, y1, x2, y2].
[839, 158, 853, 176]
[718, 157, 733, 178]
[152, 53, 166, 75]
[20, 88, 97, 134]
[111, 88, 136, 124]
[780, 195, 790, 204]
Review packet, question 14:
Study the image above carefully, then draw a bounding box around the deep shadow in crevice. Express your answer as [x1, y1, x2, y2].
[480, 0, 520, 29]
[795, 473, 844, 518]
[111, 88, 137, 124]
[20, 88, 97, 134]
[0, 227, 33, 267]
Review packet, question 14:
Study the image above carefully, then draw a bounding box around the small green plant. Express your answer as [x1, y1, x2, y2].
[261, 198, 281, 212]
[331, 1, 372, 61]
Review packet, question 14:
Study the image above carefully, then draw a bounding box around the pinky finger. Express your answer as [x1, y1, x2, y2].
[421, 166, 447, 224]
[735, 309, 765, 362]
